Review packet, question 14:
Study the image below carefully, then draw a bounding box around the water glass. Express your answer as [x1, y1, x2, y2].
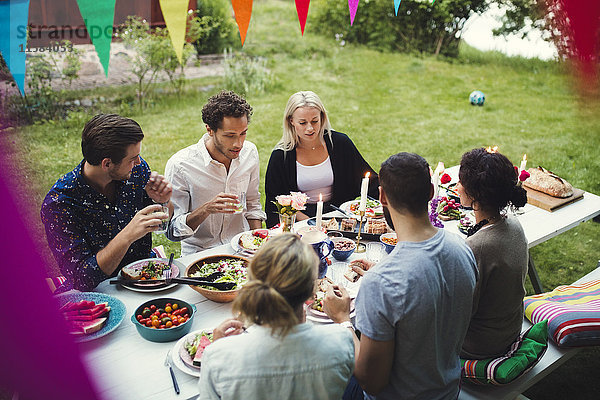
[233, 192, 246, 214]
[154, 203, 169, 234]
[366, 242, 386, 263]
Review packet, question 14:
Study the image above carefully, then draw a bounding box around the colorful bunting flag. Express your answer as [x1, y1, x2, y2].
[0, 0, 31, 95]
[159, 0, 190, 65]
[348, 0, 360, 26]
[295, 0, 310, 36]
[231, 0, 253, 46]
[394, 0, 401, 16]
[75, 0, 116, 76]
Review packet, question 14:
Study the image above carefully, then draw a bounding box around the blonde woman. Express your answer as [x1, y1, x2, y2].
[198, 234, 354, 399]
[264, 91, 379, 227]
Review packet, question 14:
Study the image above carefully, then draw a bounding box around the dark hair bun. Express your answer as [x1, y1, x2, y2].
[459, 148, 526, 213]
[511, 185, 528, 208]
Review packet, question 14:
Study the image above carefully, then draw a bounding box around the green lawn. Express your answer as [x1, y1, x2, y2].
[6, 0, 600, 397]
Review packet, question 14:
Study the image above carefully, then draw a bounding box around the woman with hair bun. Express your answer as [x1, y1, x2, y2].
[457, 147, 529, 359]
[198, 234, 354, 399]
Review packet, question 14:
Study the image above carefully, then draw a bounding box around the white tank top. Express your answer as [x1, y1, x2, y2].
[296, 157, 334, 203]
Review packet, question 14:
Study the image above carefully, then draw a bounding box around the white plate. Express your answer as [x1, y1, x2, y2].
[230, 230, 272, 252]
[305, 302, 356, 324]
[118, 258, 185, 293]
[339, 200, 383, 219]
[172, 329, 213, 377]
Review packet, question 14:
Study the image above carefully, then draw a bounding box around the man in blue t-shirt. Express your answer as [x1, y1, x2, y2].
[324, 152, 477, 400]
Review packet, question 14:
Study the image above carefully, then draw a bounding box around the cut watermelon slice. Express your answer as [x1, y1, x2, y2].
[69, 317, 107, 335]
[192, 335, 213, 366]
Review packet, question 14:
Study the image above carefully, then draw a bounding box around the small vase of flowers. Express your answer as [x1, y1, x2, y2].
[273, 192, 309, 232]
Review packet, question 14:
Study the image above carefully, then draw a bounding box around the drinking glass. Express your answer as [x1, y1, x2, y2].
[366, 242, 386, 263]
[154, 203, 169, 234]
[233, 192, 246, 214]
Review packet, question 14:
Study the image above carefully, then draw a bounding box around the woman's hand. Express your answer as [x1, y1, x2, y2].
[212, 318, 245, 341]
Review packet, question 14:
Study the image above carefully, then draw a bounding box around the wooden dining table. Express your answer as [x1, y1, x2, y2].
[77, 175, 600, 400]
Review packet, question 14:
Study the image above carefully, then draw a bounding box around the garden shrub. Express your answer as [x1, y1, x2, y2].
[223, 50, 273, 96]
[312, 0, 488, 57]
[194, 0, 239, 55]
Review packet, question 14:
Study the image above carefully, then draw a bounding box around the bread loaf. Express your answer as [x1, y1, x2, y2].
[523, 166, 573, 198]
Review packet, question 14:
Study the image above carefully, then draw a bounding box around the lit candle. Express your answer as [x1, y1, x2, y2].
[359, 172, 370, 212]
[432, 162, 445, 198]
[519, 154, 527, 174]
[316, 193, 323, 231]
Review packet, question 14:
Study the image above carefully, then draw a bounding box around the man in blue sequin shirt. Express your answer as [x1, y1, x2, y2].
[41, 114, 173, 291]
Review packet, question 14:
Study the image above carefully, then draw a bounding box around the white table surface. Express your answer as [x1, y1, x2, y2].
[81, 174, 600, 400]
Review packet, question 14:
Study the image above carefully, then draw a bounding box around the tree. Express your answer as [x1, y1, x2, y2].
[493, 0, 600, 61]
[313, 0, 489, 57]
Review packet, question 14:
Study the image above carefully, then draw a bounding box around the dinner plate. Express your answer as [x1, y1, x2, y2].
[230, 230, 272, 253]
[305, 299, 356, 324]
[55, 292, 126, 343]
[118, 258, 184, 292]
[172, 329, 214, 377]
[339, 200, 383, 219]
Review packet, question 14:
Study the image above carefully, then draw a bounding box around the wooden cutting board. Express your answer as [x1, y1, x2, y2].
[525, 187, 585, 212]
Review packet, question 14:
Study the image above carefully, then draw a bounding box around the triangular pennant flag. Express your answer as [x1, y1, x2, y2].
[348, 0, 360, 26]
[0, 0, 30, 95]
[394, 0, 401, 16]
[231, 0, 253, 46]
[75, 0, 116, 76]
[159, 0, 189, 65]
[295, 0, 310, 36]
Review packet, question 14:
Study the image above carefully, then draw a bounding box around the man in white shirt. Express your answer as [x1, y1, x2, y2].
[165, 91, 266, 255]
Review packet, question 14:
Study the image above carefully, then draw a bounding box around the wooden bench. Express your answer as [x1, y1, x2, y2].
[458, 265, 600, 400]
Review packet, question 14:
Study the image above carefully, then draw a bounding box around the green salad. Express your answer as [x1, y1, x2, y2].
[190, 258, 248, 290]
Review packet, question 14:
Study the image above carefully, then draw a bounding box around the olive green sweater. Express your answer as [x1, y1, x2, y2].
[461, 216, 529, 359]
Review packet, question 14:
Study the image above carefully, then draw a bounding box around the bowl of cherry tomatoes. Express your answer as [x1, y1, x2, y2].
[131, 298, 196, 342]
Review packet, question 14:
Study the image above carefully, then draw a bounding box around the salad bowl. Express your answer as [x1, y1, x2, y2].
[185, 255, 250, 303]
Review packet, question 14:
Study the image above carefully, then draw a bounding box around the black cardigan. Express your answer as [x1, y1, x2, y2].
[264, 131, 380, 227]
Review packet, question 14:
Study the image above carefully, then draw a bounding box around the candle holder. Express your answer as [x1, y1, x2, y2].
[355, 210, 366, 253]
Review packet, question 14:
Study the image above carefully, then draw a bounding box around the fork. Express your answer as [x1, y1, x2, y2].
[164, 349, 180, 394]
[164, 269, 173, 284]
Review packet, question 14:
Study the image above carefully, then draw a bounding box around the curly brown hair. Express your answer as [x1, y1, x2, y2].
[201, 90, 253, 131]
[459, 148, 527, 213]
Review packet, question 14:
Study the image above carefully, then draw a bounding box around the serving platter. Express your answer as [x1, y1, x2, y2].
[55, 292, 126, 342]
[118, 258, 184, 292]
[307, 217, 385, 241]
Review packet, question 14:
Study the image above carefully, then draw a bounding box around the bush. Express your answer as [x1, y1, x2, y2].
[223, 50, 273, 96]
[312, 0, 488, 57]
[194, 0, 239, 55]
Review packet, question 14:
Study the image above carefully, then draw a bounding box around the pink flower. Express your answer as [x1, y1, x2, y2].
[440, 173, 451, 185]
[276, 195, 292, 206]
[519, 170, 530, 182]
[290, 192, 309, 209]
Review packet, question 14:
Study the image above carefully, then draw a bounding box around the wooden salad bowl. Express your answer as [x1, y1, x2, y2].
[185, 254, 249, 303]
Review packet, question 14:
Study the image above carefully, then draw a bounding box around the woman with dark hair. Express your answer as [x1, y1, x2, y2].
[198, 234, 354, 399]
[457, 147, 529, 359]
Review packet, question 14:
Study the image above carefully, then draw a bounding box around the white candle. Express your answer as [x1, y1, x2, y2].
[359, 172, 370, 212]
[519, 154, 527, 174]
[316, 193, 323, 231]
[432, 162, 444, 198]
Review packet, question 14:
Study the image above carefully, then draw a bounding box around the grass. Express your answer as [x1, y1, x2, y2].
[5, 0, 600, 397]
